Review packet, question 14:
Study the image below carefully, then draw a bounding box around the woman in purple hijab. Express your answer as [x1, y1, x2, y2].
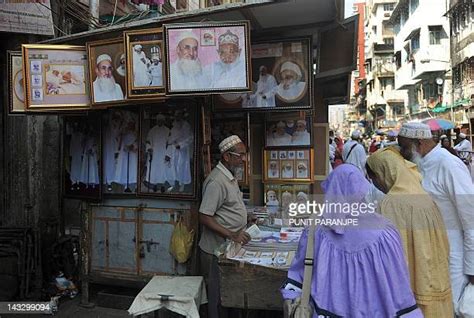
[281, 164, 423, 317]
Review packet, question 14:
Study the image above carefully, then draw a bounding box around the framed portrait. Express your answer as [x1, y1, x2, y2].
[64, 115, 102, 200]
[102, 109, 139, 195]
[164, 21, 251, 94]
[87, 38, 127, 106]
[265, 113, 312, 148]
[210, 113, 249, 186]
[21, 44, 90, 110]
[213, 37, 312, 111]
[8, 51, 26, 114]
[138, 101, 198, 199]
[124, 28, 166, 98]
[263, 148, 313, 183]
[263, 183, 312, 208]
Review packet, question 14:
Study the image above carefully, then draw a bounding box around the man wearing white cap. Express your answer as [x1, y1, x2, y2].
[208, 30, 246, 89]
[252, 65, 277, 107]
[276, 61, 306, 101]
[199, 135, 251, 318]
[454, 132, 472, 167]
[116, 53, 126, 77]
[93, 54, 124, 102]
[342, 130, 367, 173]
[268, 121, 292, 146]
[166, 110, 194, 192]
[149, 46, 163, 87]
[170, 30, 209, 90]
[266, 190, 279, 207]
[398, 122, 474, 311]
[133, 44, 151, 87]
[291, 119, 310, 145]
[145, 113, 172, 191]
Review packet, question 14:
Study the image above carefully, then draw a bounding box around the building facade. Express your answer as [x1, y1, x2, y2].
[390, 0, 452, 121]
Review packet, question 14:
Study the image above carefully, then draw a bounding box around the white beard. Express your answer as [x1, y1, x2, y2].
[97, 76, 117, 93]
[410, 145, 423, 166]
[177, 58, 202, 76]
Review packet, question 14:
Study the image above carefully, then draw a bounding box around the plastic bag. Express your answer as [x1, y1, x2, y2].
[170, 218, 194, 263]
[458, 283, 474, 318]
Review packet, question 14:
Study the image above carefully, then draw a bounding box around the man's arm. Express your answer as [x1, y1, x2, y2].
[199, 214, 250, 245]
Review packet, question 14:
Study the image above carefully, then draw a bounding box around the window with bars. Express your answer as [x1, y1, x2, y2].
[384, 37, 394, 45]
[383, 3, 395, 11]
[429, 26, 443, 45]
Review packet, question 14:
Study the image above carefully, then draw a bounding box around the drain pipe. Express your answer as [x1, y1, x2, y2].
[89, 0, 100, 30]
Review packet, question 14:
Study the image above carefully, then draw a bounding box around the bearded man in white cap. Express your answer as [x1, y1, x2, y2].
[116, 53, 126, 77]
[166, 110, 194, 192]
[291, 119, 310, 145]
[149, 46, 163, 87]
[276, 61, 306, 101]
[398, 122, 474, 310]
[93, 54, 124, 102]
[454, 132, 472, 167]
[133, 44, 151, 87]
[199, 135, 253, 318]
[268, 121, 292, 146]
[342, 130, 367, 173]
[170, 30, 209, 90]
[253, 65, 277, 107]
[208, 30, 247, 89]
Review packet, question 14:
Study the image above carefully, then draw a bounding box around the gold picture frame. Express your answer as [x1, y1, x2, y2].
[87, 38, 127, 107]
[124, 28, 167, 99]
[7, 51, 26, 114]
[22, 44, 90, 110]
[263, 148, 314, 183]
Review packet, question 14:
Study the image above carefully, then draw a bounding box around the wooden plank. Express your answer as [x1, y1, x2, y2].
[218, 258, 286, 310]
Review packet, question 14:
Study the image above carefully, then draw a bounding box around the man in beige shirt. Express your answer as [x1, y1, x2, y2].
[199, 135, 251, 318]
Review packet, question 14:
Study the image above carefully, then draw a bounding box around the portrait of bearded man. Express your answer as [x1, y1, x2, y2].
[93, 54, 124, 103]
[276, 61, 306, 102]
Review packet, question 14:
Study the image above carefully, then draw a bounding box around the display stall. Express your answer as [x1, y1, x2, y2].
[6, 1, 357, 312]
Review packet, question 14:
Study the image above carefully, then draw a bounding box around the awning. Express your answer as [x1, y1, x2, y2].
[404, 27, 421, 42]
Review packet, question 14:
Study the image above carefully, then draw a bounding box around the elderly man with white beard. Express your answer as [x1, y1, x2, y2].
[133, 44, 151, 87]
[276, 61, 306, 101]
[397, 122, 474, 313]
[253, 65, 277, 107]
[93, 54, 124, 102]
[208, 30, 247, 89]
[170, 31, 209, 90]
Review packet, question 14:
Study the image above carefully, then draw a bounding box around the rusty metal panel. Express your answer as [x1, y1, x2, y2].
[108, 219, 137, 272]
[91, 218, 106, 270]
[140, 223, 175, 274]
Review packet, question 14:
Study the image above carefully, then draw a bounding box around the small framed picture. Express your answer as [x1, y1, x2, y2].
[87, 38, 127, 106]
[263, 183, 312, 208]
[124, 28, 166, 98]
[280, 160, 294, 179]
[265, 114, 312, 148]
[279, 151, 287, 159]
[8, 51, 26, 114]
[296, 160, 309, 179]
[270, 151, 278, 160]
[164, 21, 251, 94]
[264, 184, 280, 207]
[22, 44, 90, 110]
[297, 150, 305, 159]
[288, 151, 295, 159]
[268, 161, 279, 179]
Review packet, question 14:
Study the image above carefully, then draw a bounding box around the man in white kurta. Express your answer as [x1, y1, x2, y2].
[80, 131, 99, 187]
[342, 130, 367, 173]
[145, 114, 172, 187]
[291, 120, 310, 145]
[398, 122, 474, 311]
[104, 111, 122, 187]
[268, 121, 292, 146]
[133, 45, 151, 87]
[253, 66, 277, 107]
[166, 111, 194, 192]
[115, 115, 139, 190]
[93, 54, 124, 102]
[69, 124, 84, 187]
[149, 47, 163, 87]
[170, 31, 210, 90]
[454, 133, 472, 168]
[208, 30, 247, 89]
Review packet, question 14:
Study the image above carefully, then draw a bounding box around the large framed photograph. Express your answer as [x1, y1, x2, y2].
[265, 112, 312, 148]
[64, 115, 101, 200]
[210, 113, 249, 186]
[124, 28, 166, 98]
[102, 109, 140, 195]
[138, 101, 198, 199]
[213, 37, 312, 111]
[164, 21, 251, 94]
[87, 38, 127, 106]
[22, 44, 90, 110]
[263, 148, 313, 183]
[8, 51, 26, 114]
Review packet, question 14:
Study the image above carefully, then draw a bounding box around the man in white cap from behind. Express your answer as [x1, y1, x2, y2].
[276, 61, 306, 101]
[170, 30, 209, 90]
[208, 30, 246, 89]
[199, 135, 253, 318]
[133, 44, 152, 87]
[397, 122, 474, 311]
[93, 54, 124, 102]
[149, 46, 163, 86]
[342, 130, 367, 173]
[454, 132, 472, 167]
